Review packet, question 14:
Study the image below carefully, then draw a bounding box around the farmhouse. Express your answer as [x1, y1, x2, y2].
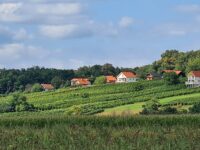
[41, 84, 54, 91]
[185, 71, 200, 88]
[162, 70, 185, 76]
[116, 71, 138, 83]
[106, 75, 117, 84]
[146, 72, 162, 80]
[71, 78, 91, 86]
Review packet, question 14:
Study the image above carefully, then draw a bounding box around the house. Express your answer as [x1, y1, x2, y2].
[162, 70, 185, 77]
[41, 84, 54, 91]
[106, 75, 117, 84]
[116, 72, 138, 83]
[185, 71, 200, 88]
[71, 78, 91, 86]
[146, 72, 162, 80]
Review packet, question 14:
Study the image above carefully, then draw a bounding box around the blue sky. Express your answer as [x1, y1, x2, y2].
[1, 0, 200, 69]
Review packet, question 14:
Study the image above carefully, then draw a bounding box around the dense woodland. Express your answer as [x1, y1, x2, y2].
[0, 49, 200, 94]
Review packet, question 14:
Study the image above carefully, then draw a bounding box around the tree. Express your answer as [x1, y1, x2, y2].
[51, 76, 63, 89]
[187, 57, 200, 72]
[31, 83, 43, 92]
[9, 94, 35, 112]
[94, 76, 106, 85]
[102, 63, 116, 76]
[163, 72, 180, 85]
[140, 98, 160, 114]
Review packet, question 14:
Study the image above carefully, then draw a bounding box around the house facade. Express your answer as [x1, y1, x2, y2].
[116, 72, 138, 83]
[41, 84, 54, 91]
[185, 71, 200, 88]
[71, 78, 91, 86]
[106, 75, 117, 84]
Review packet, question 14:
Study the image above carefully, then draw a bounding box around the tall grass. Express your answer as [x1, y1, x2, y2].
[0, 115, 199, 150]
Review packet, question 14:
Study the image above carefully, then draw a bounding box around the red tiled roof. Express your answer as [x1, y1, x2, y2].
[41, 84, 54, 90]
[106, 76, 116, 83]
[71, 78, 90, 85]
[162, 70, 182, 75]
[189, 71, 200, 77]
[122, 72, 137, 78]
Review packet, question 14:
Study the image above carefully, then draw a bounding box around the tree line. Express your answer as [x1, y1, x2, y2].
[0, 49, 200, 94]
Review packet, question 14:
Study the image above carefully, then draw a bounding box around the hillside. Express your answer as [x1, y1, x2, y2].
[1, 80, 200, 116]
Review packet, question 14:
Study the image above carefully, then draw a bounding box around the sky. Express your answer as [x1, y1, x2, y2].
[1, 0, 200, 69]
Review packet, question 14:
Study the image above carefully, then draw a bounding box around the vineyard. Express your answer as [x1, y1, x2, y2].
[0, 80, 200, 116]
[0, 80, 200, 149]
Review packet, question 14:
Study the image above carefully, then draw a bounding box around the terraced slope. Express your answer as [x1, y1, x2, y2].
[0, 80, 200, 115]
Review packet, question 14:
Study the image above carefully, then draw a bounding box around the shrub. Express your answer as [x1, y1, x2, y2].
[160, 107, 178, 114]
[94, 76, 106, 85]
[51, 76, 64, 89]
[189, 103, 200, 113]
[6, 94, 36, 112]
[31, 83, 43, 92]
[163, 72, 180, 85]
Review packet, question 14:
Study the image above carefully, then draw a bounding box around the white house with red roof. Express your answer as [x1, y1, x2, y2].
[186, 71, 200, 88]
[116, 72, 138, 83]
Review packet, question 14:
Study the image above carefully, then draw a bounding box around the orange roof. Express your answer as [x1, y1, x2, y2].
[121, 72, 137, 78]
[71, 78, 90, 85]
[189, 71, 200, 77]
[106, 76, 116, 83]
[162, 70, 182, 75]
[41, 84, 54, 90]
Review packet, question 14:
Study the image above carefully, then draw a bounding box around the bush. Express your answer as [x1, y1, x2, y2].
[163, 72, 180, 85]
[31, 83, 43, 92]
[189, 103, 200, 113]
[5, 94, 36, 112]
[94, 76, 106, 85]
[51, 76, 64, 89]
[160, 107, 178, 114]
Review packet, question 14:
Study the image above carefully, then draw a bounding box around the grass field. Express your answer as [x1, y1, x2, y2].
[100, 102, 145, 115]
[0, 115, 199, 150]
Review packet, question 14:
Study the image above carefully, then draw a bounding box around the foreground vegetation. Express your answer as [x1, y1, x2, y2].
[0, 115, 199, 150]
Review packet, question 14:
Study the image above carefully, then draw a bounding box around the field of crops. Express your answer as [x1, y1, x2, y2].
[0, 114, 199, 150]
[0, 81, 200, 149]
[0, 80, 200, 115]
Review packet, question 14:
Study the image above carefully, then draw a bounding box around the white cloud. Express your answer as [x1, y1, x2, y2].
[39, 24, 93, 39]
[176, 4, 200, 13]
[35, 3, 82, 15]
[0, 3, 22, 22]
[0, 2, 83, 23]
[119, 17, 134, 28]
[153, 24, 188, 36]
[0, 43, 46, 61]
[0, 43, 68, 68]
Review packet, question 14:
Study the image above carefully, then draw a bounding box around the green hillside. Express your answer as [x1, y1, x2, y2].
[0, 80, 200, 116]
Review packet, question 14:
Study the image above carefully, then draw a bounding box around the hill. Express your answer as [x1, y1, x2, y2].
[0, 80, 200, 116]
